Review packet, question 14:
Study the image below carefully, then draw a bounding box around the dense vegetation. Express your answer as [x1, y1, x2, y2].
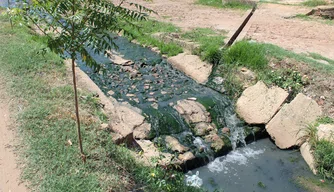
[0, 16, 200, 192]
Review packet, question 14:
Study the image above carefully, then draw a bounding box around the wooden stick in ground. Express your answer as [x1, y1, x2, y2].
[224, 5, 257, 48]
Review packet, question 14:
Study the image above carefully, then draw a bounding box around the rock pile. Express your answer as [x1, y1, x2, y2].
[235, 81, 331, 175]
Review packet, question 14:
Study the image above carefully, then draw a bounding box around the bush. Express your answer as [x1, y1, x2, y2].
[223, 41, 268, 70]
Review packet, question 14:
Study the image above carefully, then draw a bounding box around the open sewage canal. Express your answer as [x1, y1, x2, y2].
[77, 36, 314, 192]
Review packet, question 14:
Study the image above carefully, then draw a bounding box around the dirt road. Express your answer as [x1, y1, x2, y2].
[0, 79, 27, 192]
[129, 0, 334, 59]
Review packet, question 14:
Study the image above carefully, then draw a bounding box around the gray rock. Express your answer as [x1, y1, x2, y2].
[174, 100, 210, 124]
[194, 122, 215, 136]
[109, 106, 145, 144]
[204, 133, 225, 152]
[167, 53, 212, 84]
[165, 136, 189, 153]
[133, 123, 151, 140]
[266, 93, 322, 149]
[178, 151, 195, 162]
[236, 81, 288, 124]
[300, 142, 317, 175]
[317, 124, 334, 143]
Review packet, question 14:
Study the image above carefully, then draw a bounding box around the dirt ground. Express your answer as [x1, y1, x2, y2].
[0, 78, 27, 192]
[127, 0, 334, 60]
[118, 0, 334, 117]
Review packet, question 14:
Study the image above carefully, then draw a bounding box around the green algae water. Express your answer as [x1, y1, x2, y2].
[76, 36, 248, 162]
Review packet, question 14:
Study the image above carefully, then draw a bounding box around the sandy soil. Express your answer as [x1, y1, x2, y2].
[125, 0, 334, 59]
[0, 79, 27, 192]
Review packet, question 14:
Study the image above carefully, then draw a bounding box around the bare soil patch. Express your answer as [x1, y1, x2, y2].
[0, 78, 27, 192]
[124, 0, 334, 59]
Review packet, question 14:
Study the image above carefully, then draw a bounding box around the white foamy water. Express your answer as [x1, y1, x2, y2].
[207, 146, 265, 173]
[225, 113, 247, 150]
[185, 171, 203, 188]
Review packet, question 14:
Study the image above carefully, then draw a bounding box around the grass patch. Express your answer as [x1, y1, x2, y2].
[0, 16, 200, 192]
[182, 28, 226, 64]
[125, 20, 183, 57]
[217, 40, 334, 98]
[223, 41, 268, 70]
[303, 117, 334, 181]
[196, 0, 253, 9]
[302, 0, 328, 7]
[314, 140, 334, 180]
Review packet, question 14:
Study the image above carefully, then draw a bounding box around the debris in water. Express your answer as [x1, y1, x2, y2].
[185, 171, 203, 188]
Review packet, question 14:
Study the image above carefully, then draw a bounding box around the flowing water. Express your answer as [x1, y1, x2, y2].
[190, 138, 314, 192]
[76, 36, 315, 191]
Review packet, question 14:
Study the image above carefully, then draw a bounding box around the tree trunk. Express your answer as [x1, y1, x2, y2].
[71, 58, 86, 163]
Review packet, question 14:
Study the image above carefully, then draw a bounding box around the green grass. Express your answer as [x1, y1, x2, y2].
[196, 0, 253, 9]
[223, 41, 268, 70]
[125, 20, 183, 57]
[302, 0, 328, 7]
[314, 140, 334, 180]
[217, 40, 334, 98]
[0, 16, 200, 192]
[182, 28, 226, 64]
[303, 117, 334, 181]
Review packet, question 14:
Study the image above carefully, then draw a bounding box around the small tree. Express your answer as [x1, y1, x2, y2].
[21, 0, 153, 162]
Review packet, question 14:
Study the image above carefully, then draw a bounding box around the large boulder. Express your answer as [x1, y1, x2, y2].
[165, 136, 189, 153]
[300, 142, 317, 175]
[317, 124, 334, 143]
[167, 53, 212, 84]
[266, 93, 322, 149]
[236, 81, 288, 124]
[174, 100, 210, 124]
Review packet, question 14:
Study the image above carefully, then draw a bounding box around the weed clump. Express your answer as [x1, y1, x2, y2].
[223, 40, 268, 70]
